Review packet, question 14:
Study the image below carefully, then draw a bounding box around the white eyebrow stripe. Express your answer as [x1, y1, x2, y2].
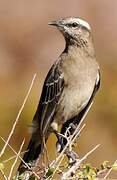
[77, 18, 91, 30]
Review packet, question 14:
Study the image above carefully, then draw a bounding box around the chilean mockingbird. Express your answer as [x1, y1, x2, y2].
[18, 17, 100, 172]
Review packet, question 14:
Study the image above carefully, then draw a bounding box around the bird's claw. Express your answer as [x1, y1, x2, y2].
[65, 150, 78, 165]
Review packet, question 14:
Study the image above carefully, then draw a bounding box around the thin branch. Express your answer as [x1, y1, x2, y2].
[3, 150, 28, 163]
[8, 139, 25, 180]
[69, 123, 86, 148]
[103, 159, 117, 179]
[0, 136, 40, 179]
[69, 102, 93, 145]
[0, 169, 8, 180]
[0, 74, 36, 158]
[97, 168, 108, 177]
[62, 144, 100, 179]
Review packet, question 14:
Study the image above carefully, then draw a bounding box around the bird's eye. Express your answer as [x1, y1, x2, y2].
[72, 22, 78, 27]
[66, 22, 78, 28]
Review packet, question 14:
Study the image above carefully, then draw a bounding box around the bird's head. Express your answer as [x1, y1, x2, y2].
[49, 17, 92, 47]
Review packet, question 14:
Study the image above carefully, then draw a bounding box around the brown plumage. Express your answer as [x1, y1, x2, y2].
[18, 17, 100, 174]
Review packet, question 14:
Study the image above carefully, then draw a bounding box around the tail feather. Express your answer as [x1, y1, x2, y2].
[18, 140, 42, 174]
[23, 140, 42, 163]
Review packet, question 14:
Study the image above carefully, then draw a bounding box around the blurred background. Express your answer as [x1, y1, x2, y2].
[0, 0, 117, 178]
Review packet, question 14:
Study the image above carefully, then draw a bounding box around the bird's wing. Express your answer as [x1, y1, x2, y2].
[34, 60, 64, 138]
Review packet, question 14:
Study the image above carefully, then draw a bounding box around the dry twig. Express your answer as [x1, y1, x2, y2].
[0, 136, 40, 179]
[0, 74, 36, 158]
[0, 169, 8, 180]
[104, 159, 117, 179]
[3, 151, 28, 164]
[8, 139, 25, 180]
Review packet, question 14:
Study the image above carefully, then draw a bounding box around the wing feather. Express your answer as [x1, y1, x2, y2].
[34, 61, 64, 138]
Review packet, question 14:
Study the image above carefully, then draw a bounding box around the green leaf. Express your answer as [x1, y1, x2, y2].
[46, 167, 55, 177]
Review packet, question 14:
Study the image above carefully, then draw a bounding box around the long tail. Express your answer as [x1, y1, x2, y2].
[17, 139, 42, 174]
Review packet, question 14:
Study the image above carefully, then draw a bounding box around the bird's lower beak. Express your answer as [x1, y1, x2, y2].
[48, 20, 59, 27]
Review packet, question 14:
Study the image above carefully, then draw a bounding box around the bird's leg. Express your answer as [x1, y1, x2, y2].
[63, 123, 78, 165]
[53, 129, 68, 152]
[53, 128, 78, 165]
[52, 120, 79, 164]
[56, 122, 79, 164]
[50, 121, 68, 152]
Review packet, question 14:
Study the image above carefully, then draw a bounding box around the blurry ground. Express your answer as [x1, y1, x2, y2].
[0, 0, 117, 178]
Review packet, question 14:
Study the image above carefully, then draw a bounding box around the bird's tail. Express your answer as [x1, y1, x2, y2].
[17, 139, 42, 174]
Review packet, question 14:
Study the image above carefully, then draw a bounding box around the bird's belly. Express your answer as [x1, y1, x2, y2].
[55, 81, 94, 124]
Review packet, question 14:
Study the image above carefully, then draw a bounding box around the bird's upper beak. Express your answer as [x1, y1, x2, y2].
[48, 20, 63, 28]
[48, 21, 58, 26]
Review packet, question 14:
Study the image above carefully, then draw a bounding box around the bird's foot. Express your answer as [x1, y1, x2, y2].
[65, 149, 78, 165]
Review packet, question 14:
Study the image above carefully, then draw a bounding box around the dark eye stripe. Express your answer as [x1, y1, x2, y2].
[66, 22, 78, 28]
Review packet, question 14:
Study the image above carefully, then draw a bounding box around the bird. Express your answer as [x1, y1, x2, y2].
[18, 17, 100, 173]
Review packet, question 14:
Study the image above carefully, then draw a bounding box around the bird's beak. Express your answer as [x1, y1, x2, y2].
[48, 20, 63, 28]
[48, 20, 59, 27]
